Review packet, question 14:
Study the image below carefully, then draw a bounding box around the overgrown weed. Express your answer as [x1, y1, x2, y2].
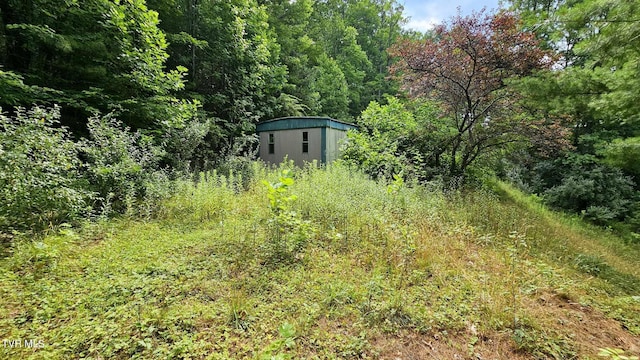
[1, 162, 638, 359]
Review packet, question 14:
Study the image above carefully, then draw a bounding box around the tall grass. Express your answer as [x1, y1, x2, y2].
[1, 162, 638, 359]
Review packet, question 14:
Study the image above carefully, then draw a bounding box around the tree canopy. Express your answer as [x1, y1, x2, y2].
[0, 0, 196, 131]
[504, 0, 640, 233]
[389, 11, 561, 178]
[1, 0, 639, 235]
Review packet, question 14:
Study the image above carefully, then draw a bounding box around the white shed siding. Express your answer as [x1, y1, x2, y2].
[259, 128, 322, 166]
[325, 127, 348, 163]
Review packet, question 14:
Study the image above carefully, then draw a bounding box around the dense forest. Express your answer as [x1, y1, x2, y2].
[0, 0, 405, 159]
[0, 0, 407, 232]
[1, 1, 640, 358]
[2, 0, 638, 239]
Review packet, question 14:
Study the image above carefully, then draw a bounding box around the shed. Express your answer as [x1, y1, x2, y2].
[256, 116, 357, 166]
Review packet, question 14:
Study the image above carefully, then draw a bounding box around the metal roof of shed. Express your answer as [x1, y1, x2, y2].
[256, 116, 357, 132]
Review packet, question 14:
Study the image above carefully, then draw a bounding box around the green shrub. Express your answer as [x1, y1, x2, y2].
[215, 134, 261, 191]
[341, 129, 411, 180]
[601, 137, 640, 179]
[0, 106, 92, 233]
[81, 113, 165, 215]
[262, 169, 315, 265]
[160, 117, 210, 173]
[341, 97, 423, 181]
[536, 155, 637, 226]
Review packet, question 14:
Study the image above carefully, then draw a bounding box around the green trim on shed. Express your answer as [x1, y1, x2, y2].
[256, 116, 357, 132]
[321, 127, 327, 163]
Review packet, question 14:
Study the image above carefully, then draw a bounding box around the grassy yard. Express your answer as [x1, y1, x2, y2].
[1, 163, 638, 359]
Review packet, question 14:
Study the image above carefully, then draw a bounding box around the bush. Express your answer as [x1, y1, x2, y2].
[601, 137, 640, 179]
[160, 117, 210, 173]
[516, 154, 637, 227]
[0, 106, 92, 233]
[262, 170, 315, 265]
[542, 162, 635, 225]
[81, 113, 165, 215]
[341, 97, 423, 181]
[341, 130, 410, 180]
[215, 134, 260, 190]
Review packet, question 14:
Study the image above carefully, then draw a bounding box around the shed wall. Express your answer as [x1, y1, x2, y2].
[259, 128, 322, 166]
[325, 127, 349, 163]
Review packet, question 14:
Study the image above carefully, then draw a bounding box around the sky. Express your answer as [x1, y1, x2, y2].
[401, 0, 503, 32]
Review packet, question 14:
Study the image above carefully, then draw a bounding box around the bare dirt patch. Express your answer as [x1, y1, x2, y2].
[372, 330, 532, 360]
[531, 292, 640, 357]
[370, 291, 639, 359]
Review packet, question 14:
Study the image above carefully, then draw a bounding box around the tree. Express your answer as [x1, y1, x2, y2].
[309, 0, 406, 118]
[509, 0, 587, 67]
[565, 0, 640, 131]
[503, 1, 640, 233]
[510, 0, 640, 141]
[341, 97, 423, 180]
[390, 11, 558, 179]
[508, 0, 640, 155]
[191, 0, 285, 124]
[261, 0, 318, 116]
[344, 0, 406, 108]
[147, 0, 287, 170]
[310, 53, 350, 120]
[0, 0, 196, 131]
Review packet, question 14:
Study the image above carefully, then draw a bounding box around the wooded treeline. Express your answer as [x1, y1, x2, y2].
[0, 0, 405, 164]
[342, 0, 640, 239]
[0, 0, 639, 239]
[509, 0, 640, 237]
[0, 0, 407, 233]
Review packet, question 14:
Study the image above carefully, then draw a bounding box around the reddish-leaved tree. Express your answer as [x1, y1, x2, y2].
[390, 10, 565, 178]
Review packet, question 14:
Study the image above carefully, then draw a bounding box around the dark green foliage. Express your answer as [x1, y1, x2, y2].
[0, 0, 196, 131]
[81, 114, 165, 216]
[148, 0, 287, 121]
[191, 0, 285, 123]
[261, 0, 319, 116]
[343, 0, 405, 110]
[3, 0, 639, 251]
[145, 0, 288, 168]
[601, 137, 640, 179]
[160, 117, 211, 173]
[0, 106, 91, 233]
[507, 0, 640, 237]
[525, 154, 637, 226]
[341, 97, 419, 180]
[0, 70, 62, 107]
[263, 0, 405, 119]
[311, 53, 351, 119]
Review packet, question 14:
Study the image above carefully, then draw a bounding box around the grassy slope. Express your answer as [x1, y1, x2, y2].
[0, 164, 638, 359]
